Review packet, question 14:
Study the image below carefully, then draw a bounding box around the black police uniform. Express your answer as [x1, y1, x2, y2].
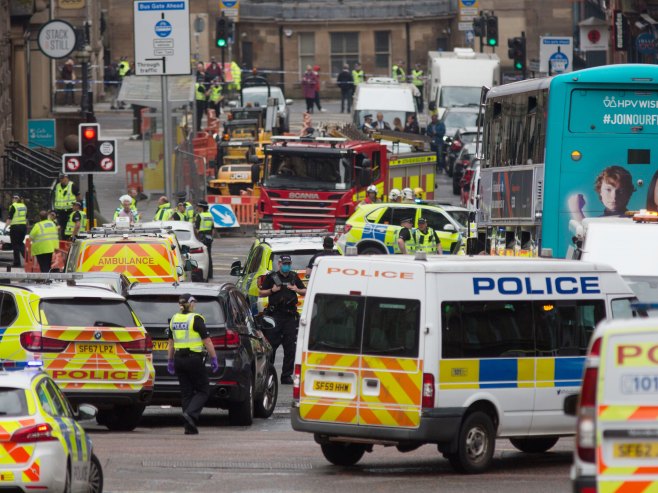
[306, 249, 338, 271]
[260, 270, 305, 382]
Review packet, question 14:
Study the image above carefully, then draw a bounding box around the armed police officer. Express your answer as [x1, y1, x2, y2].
[166, 293, 219, 435]
[258, 255, 306, 384]
[194, 200, 214, 279]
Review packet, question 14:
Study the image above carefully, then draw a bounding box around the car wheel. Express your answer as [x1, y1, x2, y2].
[320, 442, 367, 466]
[360, 246, 385, 255]
[88, 454, 104, 493]
[254, 365, 278, 418]
[229, 373, 254, 426]
[447, 411, 495, 474]
[509, 436, 559, 453]
[101, 405, 145, 431]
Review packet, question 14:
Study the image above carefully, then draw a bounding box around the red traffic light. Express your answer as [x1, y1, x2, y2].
[83, 127, 96, 140]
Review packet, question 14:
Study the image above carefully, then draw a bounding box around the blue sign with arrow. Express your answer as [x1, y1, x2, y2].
[210, 204, 240, 228]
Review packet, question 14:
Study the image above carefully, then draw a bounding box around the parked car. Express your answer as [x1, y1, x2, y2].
[74, 271, 132, 296]
[241, 85, 292, 133]
[452, 141, 478, 195]
[142, 221, 210, 281]
[126, 282, 278, 426]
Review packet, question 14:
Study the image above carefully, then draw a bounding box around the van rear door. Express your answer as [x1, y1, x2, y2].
[597, 324, 658, 491]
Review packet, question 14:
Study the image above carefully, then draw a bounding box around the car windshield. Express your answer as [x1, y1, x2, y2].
[439, 87, 481, 108]
[242, 87, 284, 108]
[459, 132, 479, 144]
[623, 276, 658, 316]
[272, 250, 322, 270]
[447, 210, 469, 227]
[40, 299, 137, 327]
[263, 154, 353, 191]
[172, 229, 192, 241]
[128, 296, 226, 326]
[354, 111, 416, 130]
[227, 123, 258, 139]
[442, 110, 479, 130]
[0, 388, 28, 417]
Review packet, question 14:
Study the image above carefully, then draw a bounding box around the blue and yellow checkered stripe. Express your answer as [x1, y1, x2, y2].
[439, 357, 585, 390]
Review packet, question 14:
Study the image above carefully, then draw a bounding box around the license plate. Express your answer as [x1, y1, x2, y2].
[313, 381, 351, 393]
[231, 173, 249, 180]
[76, 343, 116, 355]
[153, 340, 169, 351]
[613, 442, 658, 458]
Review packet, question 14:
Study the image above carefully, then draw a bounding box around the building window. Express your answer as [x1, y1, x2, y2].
[299, 33, 315, 76]
[330, 32, 359, 76]
[374, 31, 390, 71]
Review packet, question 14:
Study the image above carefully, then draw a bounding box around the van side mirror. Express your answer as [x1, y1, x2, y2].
[75, 404, 98, 421]
[180, 244, 190, 255]
[443, 224, 455, 232]
[563, 394, 579, 416]
[185, 259, 198, 271]
[230, 260, 242, 276]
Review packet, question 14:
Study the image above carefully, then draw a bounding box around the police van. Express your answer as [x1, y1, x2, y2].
[291, 254, 638, 473]
[566, 317, 658, 493]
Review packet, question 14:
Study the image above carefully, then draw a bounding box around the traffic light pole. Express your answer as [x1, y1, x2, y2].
[521, 31, 527, 80]
[162, 76, 173, 201]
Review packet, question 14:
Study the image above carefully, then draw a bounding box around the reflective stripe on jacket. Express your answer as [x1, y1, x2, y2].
[54, 183, 75, 210]
[395, 227, 417, 254]
[170, 312, 205, 352]
[10, 203, 27, 225]
[65, 210, 86, 236]
[154, 204, 171, 221]
[198, 211, 214, 233]
[411, 69, 424, 87]
[30, 220, 59, 256]
[414, 227, 438, 253]
[352, 70, 364, 85]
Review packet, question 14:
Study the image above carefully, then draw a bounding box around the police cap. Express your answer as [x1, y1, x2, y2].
[279, 255, 292, 264]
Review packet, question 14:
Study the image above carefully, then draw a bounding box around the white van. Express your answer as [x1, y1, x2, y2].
[291, 254, 637, 473]
[352, 78, 419, 130]
[566, 317, 656, 493]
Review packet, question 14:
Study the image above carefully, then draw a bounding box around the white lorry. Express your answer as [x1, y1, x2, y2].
[426, 48, 500, 118]
[352, 77, 419, 130]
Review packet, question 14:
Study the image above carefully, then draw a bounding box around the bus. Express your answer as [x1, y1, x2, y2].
[475, 64, 658, 258]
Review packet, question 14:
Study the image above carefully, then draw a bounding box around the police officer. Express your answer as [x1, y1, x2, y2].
[352, 62, 365, 87]
[258, 255, 306, 384]
[53, 173, 80, 239]
[177, 193, 195, 222]
[169, 201, 187, 221]
[64, 201, 85, 241]
[306, 236, 339, 277]
[414, 217, 443, 254]
[166, 293, 219, 435]
[195, 80, 207, 131]
[396, 217, 416, 254]
[411, 62, 424, 112]
[392, 60, 406, 83]
[154, 196, 172, 221]
[208, 77, 223, 117]
[195, 200, 214, 280]
[29, 210, 59, 273]
[6, 194, 27, 267]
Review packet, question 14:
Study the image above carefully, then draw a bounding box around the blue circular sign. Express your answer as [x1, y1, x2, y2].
[637, 32, 656, 55]
[549, 51, 569, 73]
[222, 0, 238, 7]
[155, 20, 172, 38]
[461, 0, 476, 5]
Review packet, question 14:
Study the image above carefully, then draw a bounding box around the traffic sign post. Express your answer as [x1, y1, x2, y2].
[209, 204, 240, 228]
[540, 36, 573, 74]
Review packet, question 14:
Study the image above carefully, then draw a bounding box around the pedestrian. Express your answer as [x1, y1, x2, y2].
[396, 217, 416, 255]
[63, 201, 85, 241]
[53, 173, 81, 240]
[403, 114, 420, 134]
[337, 64, 354, 114]
[205, 56, 222, 82]
[166, 293, 219, 435]
[306, 236, 339, 277]
[60, 58, 76, 106]
[194, 200, 214, 279]
[301, 65, 318, 113]
[6, 194, 27, 267]
[117, 57, 131, 109]
[114, 195, 139, 225]
[411, 62, 424, 112]
[29, 210, 59, 273]
[154, 196, 172, 221]
[195, 79, 208, 131]
[312, 65, 326, 112]
[392, 60, 406, 83]
[258, 255, 306, 384]
[374, 112, 391, 130]
[414, 217, 443, 254]
[105, 60, 120, 110]
[426, 113, 446, 173]
[250, 155, 261, 190]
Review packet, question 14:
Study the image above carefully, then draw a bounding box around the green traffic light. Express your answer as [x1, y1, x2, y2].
[488, 38, 497, 46]
[217, 39, 227, 47]
[515, 61, 523, 70]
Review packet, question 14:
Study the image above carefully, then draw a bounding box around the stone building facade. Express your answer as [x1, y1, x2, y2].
[0, 0, 11, 163]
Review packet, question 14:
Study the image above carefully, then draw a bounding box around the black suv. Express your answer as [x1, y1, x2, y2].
[126, 282, 278, 425]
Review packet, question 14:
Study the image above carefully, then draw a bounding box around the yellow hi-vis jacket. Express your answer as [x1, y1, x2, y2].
[170, 312, 205, 352]
[30, 220, 59, 256]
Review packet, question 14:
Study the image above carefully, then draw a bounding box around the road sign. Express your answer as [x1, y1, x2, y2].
[458, 22, 473, 32]
[220, 0, 239, 21]
[210, 204, 239, 228]
[133, 1, 191, 76]
[27, 119, 56, 149]
[62, 123, 118, 174]
[37, 19, 77, 59]
[64, 156, 80, 172]
[100, 158, 114, 171]
[539, 36, 573, 74]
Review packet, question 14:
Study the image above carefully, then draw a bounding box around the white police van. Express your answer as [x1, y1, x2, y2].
[291, 254, 637, 473]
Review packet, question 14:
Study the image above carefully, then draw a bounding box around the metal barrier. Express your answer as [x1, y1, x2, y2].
[207, 195, 259, 226]
[25, 239, 71, 273]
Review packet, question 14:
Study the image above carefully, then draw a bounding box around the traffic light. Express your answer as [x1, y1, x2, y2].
[507, 36, 526, 71]
[485, 16, 499, 47]
[472, 16, 484, 37]
[216, 16, 227, 48]
[62, 123, 117, 174]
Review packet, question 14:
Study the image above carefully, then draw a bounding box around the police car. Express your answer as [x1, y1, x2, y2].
[0, 362, 102, 492]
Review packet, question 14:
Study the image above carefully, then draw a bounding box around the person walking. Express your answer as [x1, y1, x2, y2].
[194, 200, 214, 279]
[411, 63, 425, 112]
[29, 211, 59, 273]
[426, 114, 446, 173]
[166, 293, 219, 435]
[396, 217, 416, 255]
[301, 65, 318, 113]
[312, 65, 326, 112]
[53, 173, 81, 240]
[337, 64, 354, 114]
[6, 194, 27, 267]
[63, 201, 85, 241]
[305, 236, 339, 277]
[154, 196, 172, 221]
[413, 217, 443, 254]
[258, 255, 306, 384]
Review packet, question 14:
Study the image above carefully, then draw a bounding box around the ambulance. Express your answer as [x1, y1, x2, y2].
[291, 254, 638, 473]
[567, 317, 658, 493]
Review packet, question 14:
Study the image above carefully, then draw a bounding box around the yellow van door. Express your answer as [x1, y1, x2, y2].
[597, 326, 658, 493]
[357, 298, 423, 428]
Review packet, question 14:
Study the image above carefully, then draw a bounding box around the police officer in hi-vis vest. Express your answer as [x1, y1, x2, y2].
[6, 193, 27, 267]
[166, 293, 219, 435]
[195, 200, 214, 280]
[29, 210, 59, 273]
[53, 173, 81, 240]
